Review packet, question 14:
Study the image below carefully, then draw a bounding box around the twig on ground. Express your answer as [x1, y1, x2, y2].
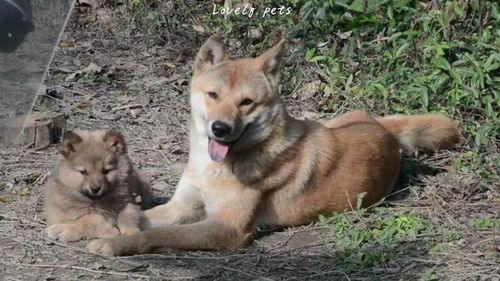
[111, 104, 143, 113]
[0, 261, 151, 279]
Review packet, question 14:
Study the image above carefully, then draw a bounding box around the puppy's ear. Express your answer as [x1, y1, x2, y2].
[258, 35, 286, 79]
[59, 131, 83, 157]
[193, 35, 228, 76]
[104, 130, 126, 153]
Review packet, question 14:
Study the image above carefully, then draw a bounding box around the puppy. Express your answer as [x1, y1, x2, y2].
[44, 129, 153, 242]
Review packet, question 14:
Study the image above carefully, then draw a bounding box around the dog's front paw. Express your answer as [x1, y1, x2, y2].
[47, 224, 84, 242]
[87, 239, 116, 256]
[87, 234, 141, 256]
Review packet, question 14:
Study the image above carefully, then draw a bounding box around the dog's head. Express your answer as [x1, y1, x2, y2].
[190, 35, 286, 162]
[55, 129, 130, 200]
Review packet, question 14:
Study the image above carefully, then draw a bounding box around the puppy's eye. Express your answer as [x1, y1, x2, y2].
[102, 168, 112, 175]
[207, 91, 218, 99]
[78, 169, 87, 175]
[240, 98, 253, 106]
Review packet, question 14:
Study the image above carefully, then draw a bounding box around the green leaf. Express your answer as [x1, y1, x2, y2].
[388, 32, 402, 42]
[350, 0, 364, 12]
[432, 57, 451, 71]
[393, 0, 409, 9]
[305, 48, 315, 61]
[372, 83, 389, 99]
[395, 42, 410, 58]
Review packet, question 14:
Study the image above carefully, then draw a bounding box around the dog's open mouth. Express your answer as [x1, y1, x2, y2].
[208, 123, 252, 162]
[208, 139, 234, 162]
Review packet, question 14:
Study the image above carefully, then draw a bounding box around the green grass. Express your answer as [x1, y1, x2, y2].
[470, 215, 500, 229]
[77, 72, 112, 84]
[319, 209, 433, 269]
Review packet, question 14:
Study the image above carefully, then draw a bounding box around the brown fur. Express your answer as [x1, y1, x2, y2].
[375, 114, 460, 153]
[44, 130, 153, 242]
[87, 36, 459, 256]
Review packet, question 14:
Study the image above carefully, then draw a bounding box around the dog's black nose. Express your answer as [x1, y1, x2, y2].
[212, 121, 232, 138]
[90, 186, 102, 195]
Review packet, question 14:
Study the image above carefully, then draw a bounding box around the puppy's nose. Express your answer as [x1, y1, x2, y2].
[90, 186, 102, 195]
[212, 121, 232, 138]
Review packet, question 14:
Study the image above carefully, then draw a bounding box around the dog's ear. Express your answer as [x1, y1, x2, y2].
[258, 36, 286, 79]
[194, 35, 228, 76]
[103, 130, 126, 153]
[59, 131, 83, 157]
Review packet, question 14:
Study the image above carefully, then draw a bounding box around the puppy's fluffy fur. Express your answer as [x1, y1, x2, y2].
[44, 129, 153, 242]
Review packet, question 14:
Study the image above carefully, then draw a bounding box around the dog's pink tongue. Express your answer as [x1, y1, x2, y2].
[208, 139, 230, 162]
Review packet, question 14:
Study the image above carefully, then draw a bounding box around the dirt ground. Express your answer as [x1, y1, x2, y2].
[0, 4, 498, 281]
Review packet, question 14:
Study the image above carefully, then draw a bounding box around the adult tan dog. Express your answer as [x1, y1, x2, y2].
[45, 130, 153, 242]
[87, 36, 459, 256]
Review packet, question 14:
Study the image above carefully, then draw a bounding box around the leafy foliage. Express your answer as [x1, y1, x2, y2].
[470, 215, 500, 229]
[204, 0, 499, 179]
[319, 210, 432, 268]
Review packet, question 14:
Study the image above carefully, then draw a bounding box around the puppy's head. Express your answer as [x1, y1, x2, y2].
[190, 34, 286, 162]
[56, 129, 130, 200]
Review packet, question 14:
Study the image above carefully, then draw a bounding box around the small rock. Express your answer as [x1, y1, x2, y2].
[152, 182, 169, 191]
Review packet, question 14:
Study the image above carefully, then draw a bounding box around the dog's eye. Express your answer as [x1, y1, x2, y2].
[78, 169, 88, 175]
[207, 91, 218, 99]
[240, 98, 253, 106]
[102, 168, 112, 175]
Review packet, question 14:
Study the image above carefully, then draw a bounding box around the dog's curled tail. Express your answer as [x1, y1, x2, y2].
[376, 114, 460, 153]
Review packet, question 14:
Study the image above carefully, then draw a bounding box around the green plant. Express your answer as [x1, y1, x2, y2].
[202, 0, 499, 180]
[420, 268, 438, 281]
[470, 216, 500, 229]
[77, 72, 112, 84]
[320, 210, 432, 268]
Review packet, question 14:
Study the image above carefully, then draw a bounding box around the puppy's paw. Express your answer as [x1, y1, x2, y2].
[87, 239, 116, 256]
[46, 224, 84, 242]
[119, 226, 141, 236]
[99, 226, 120, 239]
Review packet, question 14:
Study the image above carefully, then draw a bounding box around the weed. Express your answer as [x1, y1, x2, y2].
[470, 215, 500, 229]
[201, 0, 499, 180]
[77, 72, 112, 84]
[420, 268, 438, 281]
[320, 210, 432, 269]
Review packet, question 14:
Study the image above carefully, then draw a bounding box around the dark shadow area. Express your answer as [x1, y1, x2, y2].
[387, 155, 443, 201]
[127, 238, 434, 281]
[150, 196, 169, 207]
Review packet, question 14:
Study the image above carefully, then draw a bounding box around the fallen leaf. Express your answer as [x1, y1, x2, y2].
[83, 62, 103, 74]
[163, 62, 176, 69]
[76, 102, 88, 110]
[292, 80, 321, 101]
[66, 63, 104, 82]
[18, 188, 31, 196]
[59, 41, 75, 48]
